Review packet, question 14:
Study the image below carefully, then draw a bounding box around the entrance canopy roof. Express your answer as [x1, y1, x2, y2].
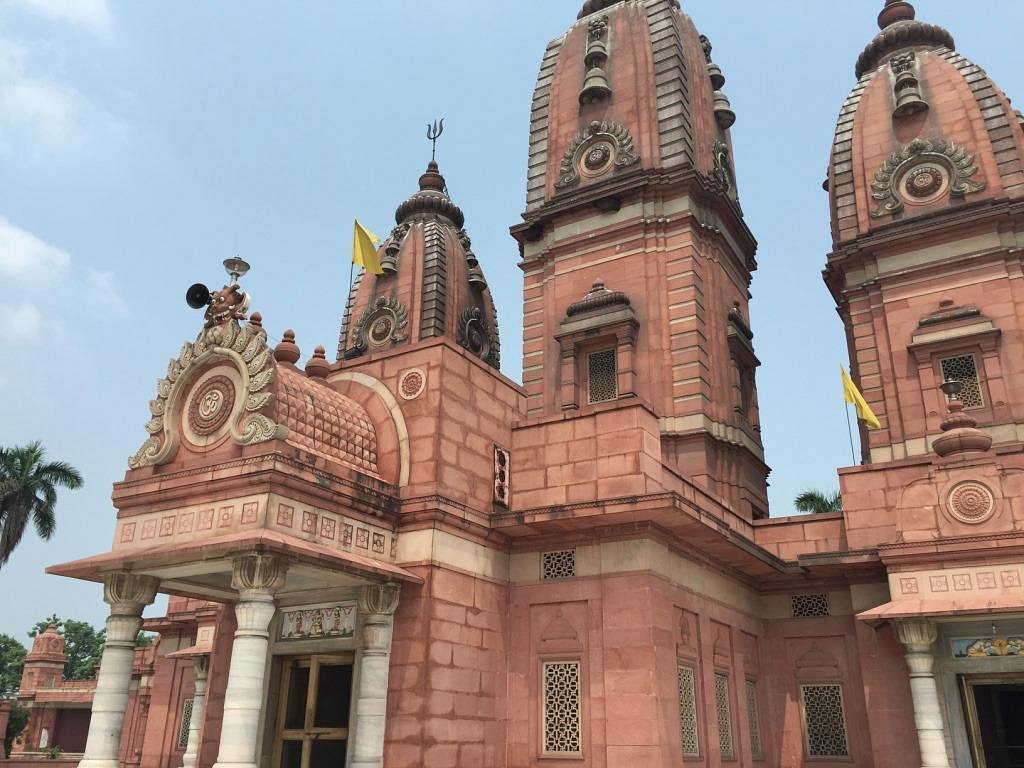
[47, 529, 422, 603]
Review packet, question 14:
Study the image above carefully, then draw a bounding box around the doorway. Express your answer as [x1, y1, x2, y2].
[962, 678, 1024, 768]
[273, 654, 354, 768]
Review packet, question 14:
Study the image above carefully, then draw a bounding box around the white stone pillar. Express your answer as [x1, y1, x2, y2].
[211, 553, 287, 768]
[350, 583, 400, 768]
[180, 656, 209, 768]
[895, 618, 951, 768]
[79, 572, 159, 768]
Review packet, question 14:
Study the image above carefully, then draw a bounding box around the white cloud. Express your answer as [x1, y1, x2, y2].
[0, 42, 82, 150]
[0, 216, 71, 285]
[2, 301, 43, 340]
[10, 0, 113, 39]
[85, 267, 128, 315]
[0, 34, 125, 155]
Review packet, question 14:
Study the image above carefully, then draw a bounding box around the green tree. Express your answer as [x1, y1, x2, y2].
[0, 634, 27, 694]
[794, 489, 844, 514]
[29, 619, 105, 681]
[0, 442, 83, 567]
[4, 702, 29, 758]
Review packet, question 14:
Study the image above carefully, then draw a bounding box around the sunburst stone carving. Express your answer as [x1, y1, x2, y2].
[555, 120, 640, 189]
[353, 296, 409, 353]
[128, 317, 285, 469]
[870, 138, 985, 217]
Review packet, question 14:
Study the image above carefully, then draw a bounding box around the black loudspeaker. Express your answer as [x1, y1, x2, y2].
[186, 283, 211, 309]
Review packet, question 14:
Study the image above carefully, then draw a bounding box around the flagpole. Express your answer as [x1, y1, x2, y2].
[844, 402, 857, 465]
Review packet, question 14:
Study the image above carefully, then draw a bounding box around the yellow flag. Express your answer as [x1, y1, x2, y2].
[352, 220, 384, 275]
[841, 366, 881, 429]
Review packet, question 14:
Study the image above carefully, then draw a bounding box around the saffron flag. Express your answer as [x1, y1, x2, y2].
[841, 366, 881, 429]
[352, 220, 384, 275]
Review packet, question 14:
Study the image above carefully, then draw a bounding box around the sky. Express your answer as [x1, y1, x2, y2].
[1, 0, 1022, 640]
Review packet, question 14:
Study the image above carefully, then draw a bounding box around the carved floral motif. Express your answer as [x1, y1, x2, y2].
[870, 138, 986, 217]
[555, 120, 640, 189]
[947, 480, 996, 524]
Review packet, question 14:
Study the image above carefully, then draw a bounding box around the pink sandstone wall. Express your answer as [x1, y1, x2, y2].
[385, 565, 509, 768]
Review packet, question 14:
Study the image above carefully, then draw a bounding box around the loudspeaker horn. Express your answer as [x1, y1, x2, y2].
[186, 283, 211, 309]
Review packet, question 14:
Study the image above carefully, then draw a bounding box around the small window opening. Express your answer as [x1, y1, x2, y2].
[588, 348, 617, 404]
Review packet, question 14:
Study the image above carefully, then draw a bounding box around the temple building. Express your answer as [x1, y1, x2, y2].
[24, 1, 1024, 766]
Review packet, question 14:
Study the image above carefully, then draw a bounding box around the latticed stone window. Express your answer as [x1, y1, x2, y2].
[176, 696, 194, 750]
[746, 680, 763, 760]
[542, 549, 576, 580]
[790, 593, 830, 618]
[542, 661, 582, 754]
[677, 664, 700, 758]
[587, 348, 618, 403]
[714, 672, 734, 759]
[801, 684, 850, 759]
[940, 354, 984, 408]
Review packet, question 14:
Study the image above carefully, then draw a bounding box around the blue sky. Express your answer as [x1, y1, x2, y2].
[1, 0, 1022, 638]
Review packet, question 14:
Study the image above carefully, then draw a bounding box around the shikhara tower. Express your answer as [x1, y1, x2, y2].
[34, 2, 1024, 768]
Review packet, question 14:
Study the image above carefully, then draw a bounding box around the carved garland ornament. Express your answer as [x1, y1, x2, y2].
[128, 315, 285, 469]
[353, 296, 410, 352]
[555, 120, 640, 189]
[870, 138, 986, 218]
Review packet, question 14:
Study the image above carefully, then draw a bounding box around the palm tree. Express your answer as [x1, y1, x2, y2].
[0, 442, 83, 567]
[794, 489, 843, 515]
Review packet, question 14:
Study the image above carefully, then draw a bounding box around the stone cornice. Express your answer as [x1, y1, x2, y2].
[512, 167, 757, 266]
[113, 451, 400, 524]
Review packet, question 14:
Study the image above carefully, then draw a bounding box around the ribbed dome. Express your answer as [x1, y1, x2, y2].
[523, 0, 738, 215]
[827, 1, 1024, 245]
[393, 161, 465, 228]
[338, 162, 500, 370]
[274, 366, 379, 474]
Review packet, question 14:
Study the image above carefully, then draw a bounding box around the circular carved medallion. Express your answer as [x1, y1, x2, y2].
[399, 368, 427, 401]
[188, 375, 235, 436]
[369, 316, 395, 347]
[898, 162, 949, 206]
[579, 138, 616, 179]
[947, 481, 995, 524]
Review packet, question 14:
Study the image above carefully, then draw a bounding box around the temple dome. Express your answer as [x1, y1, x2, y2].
[338, 162, 500, 370]
[827, 0, 1024, 245]
[524, 0, 739, 214]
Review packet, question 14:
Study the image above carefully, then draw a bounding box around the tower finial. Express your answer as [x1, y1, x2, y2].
[427, 118, 445, 163]
[878, 0, 915, 29]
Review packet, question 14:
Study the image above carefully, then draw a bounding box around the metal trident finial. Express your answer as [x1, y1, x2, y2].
[427, 118, 445, 162]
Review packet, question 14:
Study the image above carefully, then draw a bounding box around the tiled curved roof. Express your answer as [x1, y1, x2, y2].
[274, 366, 378, 475]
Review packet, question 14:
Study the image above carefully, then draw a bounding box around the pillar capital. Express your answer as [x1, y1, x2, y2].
[230, 552, 287, 598]
[895, 617, 939, 651]
[358, 583, 400, 617]
[102, 572, 159, 615]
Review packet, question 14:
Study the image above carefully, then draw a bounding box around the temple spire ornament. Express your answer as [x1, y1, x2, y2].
[427, 118, 444, 163]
